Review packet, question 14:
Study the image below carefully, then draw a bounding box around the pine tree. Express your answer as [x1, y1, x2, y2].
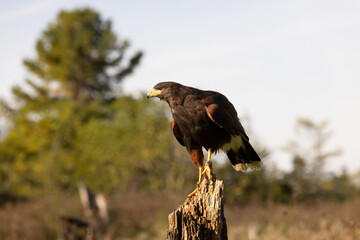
[22, 7, 142, 101]
[0, 7, 145, 198]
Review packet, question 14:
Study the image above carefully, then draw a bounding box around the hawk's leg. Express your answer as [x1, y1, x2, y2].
[188, 167, 202, 198]
[198, 166, 202, 183]
[201, 148, 216, 179]
[188, 149, 216, 198]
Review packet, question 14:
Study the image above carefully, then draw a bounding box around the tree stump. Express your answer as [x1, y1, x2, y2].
[167, 168, 228, 240]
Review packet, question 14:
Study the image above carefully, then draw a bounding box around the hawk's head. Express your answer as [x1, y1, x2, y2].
[147, 81, 183, 101]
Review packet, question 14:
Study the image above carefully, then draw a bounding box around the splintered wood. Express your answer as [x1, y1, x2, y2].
[167, 175, 228, 240]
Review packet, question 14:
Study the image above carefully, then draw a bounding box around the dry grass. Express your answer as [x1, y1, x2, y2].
[0, 192, 359, 240]
[226, 199, 360, 240]
[0, 192, 83, 240]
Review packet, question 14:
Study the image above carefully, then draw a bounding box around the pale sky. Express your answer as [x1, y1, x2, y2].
[1, 0, 359, 173]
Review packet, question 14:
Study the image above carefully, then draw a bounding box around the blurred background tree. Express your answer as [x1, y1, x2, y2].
[0, 7, 195, 200]
[287, 118, 342, 181]
[283, 118, 351, 201]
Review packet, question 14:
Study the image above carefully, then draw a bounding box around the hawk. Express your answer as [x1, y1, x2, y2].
[147, 82, 261, 196]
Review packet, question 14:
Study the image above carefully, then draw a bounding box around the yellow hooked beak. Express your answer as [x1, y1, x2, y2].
[147, 88, 163, 98]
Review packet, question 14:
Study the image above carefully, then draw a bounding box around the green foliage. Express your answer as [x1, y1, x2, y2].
[219, 165, 293, 204]
[0, 94, 195, 198]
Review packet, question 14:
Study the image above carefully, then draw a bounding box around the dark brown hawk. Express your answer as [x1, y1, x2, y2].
[147, 82, 261, 196]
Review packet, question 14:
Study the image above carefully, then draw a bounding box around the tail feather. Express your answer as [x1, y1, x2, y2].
[226, 139, 262, 171]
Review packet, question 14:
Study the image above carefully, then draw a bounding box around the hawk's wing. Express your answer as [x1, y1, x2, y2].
[170, 118, 185, 146]
[203, 94, 249, 140]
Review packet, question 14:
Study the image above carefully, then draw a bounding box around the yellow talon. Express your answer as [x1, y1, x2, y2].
[188, 188, 198, 198]
[201, 161, 216, 180]
[188, 167, 202, 198]
[202, 149, 216, 179]
[188, 149, 216, 198]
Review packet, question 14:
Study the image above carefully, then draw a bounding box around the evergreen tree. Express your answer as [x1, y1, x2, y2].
[0, 8, 162, 199]
[22, 7, 142, 101]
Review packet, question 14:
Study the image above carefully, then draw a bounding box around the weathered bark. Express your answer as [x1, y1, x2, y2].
[167, 169, 228, 240]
